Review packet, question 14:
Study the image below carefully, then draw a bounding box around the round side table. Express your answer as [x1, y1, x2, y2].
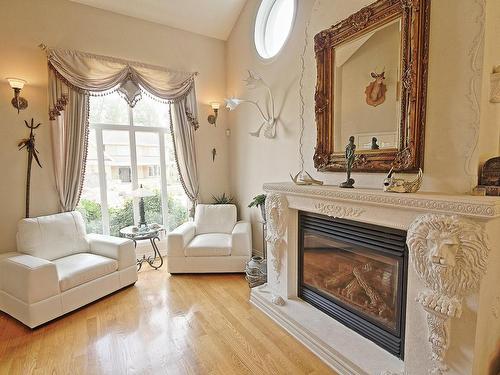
[120, 225, 165, 271]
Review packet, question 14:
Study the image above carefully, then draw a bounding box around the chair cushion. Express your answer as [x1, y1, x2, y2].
[194, 204, 237, 235]
[53, 253, 118, 292]
[185, 234, 232, 257]
[17, 211, 89, 261]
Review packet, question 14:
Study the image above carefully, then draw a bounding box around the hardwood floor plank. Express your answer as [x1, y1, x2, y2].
[0, 269, 336, 375]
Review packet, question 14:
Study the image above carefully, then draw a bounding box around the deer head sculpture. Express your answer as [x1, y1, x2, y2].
[365, 70, 387, 107]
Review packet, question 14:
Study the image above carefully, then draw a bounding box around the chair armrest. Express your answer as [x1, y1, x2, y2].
[0, 255, 60, 303]
[232, 221, 252, 257]
[167, 222, 196, 257]
[87, 234, 136, 270]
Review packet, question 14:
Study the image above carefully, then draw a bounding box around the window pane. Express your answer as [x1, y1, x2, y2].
[133, 95, 169, 127]
[78, 129, 103, 234]
[165, 133, 189, 230]
[103, 130, 134, 236]
[255, 0, 295, 59]
[265, 0, 295, 57]
[89, 93, 129, 125]
[136, 132, 163, 225]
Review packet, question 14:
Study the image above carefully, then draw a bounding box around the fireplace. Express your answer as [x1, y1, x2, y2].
[298, 212, 407, 359]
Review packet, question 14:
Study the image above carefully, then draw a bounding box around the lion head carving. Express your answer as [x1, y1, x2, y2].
[407, 214, 490, 298]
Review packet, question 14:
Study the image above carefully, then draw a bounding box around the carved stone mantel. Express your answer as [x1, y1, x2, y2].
[263, 182, 500, 221]
[253, 182, 500, 375]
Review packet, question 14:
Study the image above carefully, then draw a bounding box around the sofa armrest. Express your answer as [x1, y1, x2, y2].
[87, 234, 136, 270]
[167, 222, 196, 257]
[0, 255, 60, 303]
[232, 221, 252, 257]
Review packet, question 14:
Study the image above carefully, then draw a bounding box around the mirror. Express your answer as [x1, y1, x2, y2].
[314, 0, 430, 172]
[333, 18, 401, 152]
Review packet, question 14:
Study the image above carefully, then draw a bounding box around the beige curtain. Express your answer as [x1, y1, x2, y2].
[44, 46, 200, 211]
[169, 89, 200, 205]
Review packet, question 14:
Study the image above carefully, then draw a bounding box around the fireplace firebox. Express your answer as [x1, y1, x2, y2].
[298, 212, 407, 359]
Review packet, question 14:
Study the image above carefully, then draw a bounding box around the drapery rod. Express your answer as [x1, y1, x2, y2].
[38, 43, 199, 76]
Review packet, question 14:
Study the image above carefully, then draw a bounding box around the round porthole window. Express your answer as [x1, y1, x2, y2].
[254, 0, 296, 60]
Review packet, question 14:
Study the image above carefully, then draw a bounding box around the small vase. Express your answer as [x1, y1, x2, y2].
[245, 256, 267, 288]
[247, 256, 263, 272]
[260, 205, 266, 223]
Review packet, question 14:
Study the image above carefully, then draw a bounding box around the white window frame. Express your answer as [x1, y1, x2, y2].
[90, 105, 172, 235]
[254, 0, 297, 60]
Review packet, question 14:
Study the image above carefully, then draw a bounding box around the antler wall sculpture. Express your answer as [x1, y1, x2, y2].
[18, 118, 42, 218]
[225, 71, 277, 138]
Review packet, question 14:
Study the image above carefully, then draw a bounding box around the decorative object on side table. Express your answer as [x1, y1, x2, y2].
[130, 184, 154, 230]
[120, 225, 165, 271]
[383, 167, 423, 193]
[225, 70, 277, 138]
[245, 256, 267, 288]
[475, 156, 500, 196]
[340, 136, 356, 188]
[18, 118, 42, 218]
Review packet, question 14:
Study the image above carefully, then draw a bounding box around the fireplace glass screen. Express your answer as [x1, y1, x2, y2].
[298, 212, 407, 358]
[303, 233, 399, 332]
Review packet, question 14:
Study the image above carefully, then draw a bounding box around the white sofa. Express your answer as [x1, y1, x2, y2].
[166, 204, 252, 273]
[0, 211, 137, 328]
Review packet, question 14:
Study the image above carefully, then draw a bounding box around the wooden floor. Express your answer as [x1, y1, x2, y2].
[0, 268, 336, 375]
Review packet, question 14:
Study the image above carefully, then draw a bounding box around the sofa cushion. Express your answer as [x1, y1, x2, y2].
[194, 204, 237, 235]
[17, 211, 89, 261]
[53, 253, 118, 292]
[185, 234, 232, 257]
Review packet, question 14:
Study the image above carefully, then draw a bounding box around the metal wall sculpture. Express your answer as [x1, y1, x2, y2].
[18, 118, 42, 218]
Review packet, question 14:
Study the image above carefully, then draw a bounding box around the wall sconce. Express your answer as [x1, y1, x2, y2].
[6, 78, 28, 114]
[208, 102, 220, 126]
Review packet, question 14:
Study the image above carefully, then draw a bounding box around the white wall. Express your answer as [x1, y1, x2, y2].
[226, 0, 496, 255]
[478, 0, 500, 164]
[0, 0, 230, 252]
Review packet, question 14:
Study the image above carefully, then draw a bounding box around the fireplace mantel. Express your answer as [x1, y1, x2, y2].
[263, 182, 500, 220]
[251, 182, 500, 375]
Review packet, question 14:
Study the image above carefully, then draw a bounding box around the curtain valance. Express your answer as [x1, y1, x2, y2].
[42, 45, 200, 212]
[44, 46, 198, 122]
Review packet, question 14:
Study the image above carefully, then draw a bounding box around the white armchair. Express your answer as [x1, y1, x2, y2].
[0, 211, 137, 328]
[166, 204, 252, 273]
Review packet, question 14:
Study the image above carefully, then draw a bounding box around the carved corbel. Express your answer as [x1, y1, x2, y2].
[407, 214, 490, 374]
[265, 193, 289, 305]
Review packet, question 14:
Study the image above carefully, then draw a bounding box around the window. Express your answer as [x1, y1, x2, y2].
[254, 0, 296, 59]
[148, 165, 160, 177]
[119, 167, 132, 183]
[78, 92, 190, 236]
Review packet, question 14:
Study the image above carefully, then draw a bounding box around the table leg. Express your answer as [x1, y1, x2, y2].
[133, 240, 145, 272]
[148, 236, 164, 270]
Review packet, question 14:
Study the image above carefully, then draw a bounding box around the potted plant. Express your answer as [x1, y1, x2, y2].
[248, 194, 267, 222]
[211, 193, 235, 204]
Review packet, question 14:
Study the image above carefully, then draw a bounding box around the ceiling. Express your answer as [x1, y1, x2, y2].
[69, 0, 248, 40]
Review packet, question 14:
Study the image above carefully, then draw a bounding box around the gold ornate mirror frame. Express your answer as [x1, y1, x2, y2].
[313, 0, 430, 172]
